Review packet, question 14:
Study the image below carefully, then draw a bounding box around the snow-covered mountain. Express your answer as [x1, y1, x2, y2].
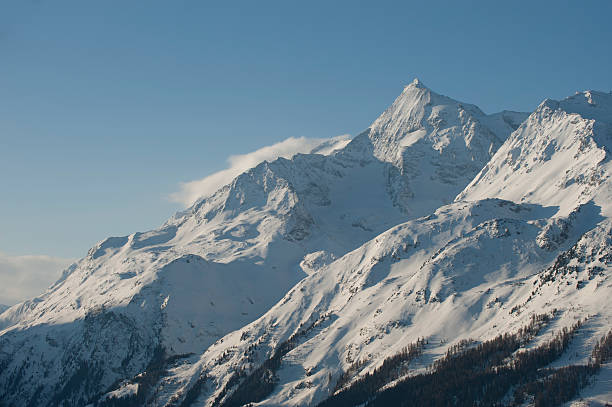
[1, 83, 610, 407]
[144, 90, 612, 406]
[0, 80, 525, 406]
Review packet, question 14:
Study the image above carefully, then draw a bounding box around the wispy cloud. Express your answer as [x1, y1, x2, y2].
[170, 135, 351, 207]
[0, 252, 74, 306]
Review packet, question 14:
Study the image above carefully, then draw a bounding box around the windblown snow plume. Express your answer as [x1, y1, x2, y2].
[170, 135, 351, 206]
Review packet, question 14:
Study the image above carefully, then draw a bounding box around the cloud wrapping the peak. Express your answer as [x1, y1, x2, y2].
[0, 252, 74, 306]
[170, 135, 351, 207]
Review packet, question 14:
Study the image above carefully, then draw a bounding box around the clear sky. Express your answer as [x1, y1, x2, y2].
[1, 0, 611, 264]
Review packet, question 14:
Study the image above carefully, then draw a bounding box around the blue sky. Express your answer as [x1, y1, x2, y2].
[1, 0, 611, 267]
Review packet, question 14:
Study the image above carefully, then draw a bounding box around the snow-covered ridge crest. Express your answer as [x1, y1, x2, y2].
[458, 90, 612, 217]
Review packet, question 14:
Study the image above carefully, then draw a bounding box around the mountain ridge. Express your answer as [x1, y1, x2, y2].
[457, 90, 612, 218]
[2, 82, 611, 406]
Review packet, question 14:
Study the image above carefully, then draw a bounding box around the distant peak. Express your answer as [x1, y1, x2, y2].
[408, 78, 425, 88]
[399, 78, 431, 99]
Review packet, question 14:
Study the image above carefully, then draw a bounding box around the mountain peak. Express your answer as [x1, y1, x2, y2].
[367, 82, 510, 162]
[407, 77, 425, 88]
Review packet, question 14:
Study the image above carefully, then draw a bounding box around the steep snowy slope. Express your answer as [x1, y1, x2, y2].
[458, 90, 612, 216]
[144, 90, 612, 407]
[151, 199, 609, 406]
[0, 81, 520, 406]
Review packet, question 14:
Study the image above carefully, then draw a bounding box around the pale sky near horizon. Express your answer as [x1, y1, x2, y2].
[0, 1, 611, 304]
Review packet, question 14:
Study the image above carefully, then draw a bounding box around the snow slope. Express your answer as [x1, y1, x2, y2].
[0, 81, 520, 406]
[153, 199, 609, 406]
[458, 90, 612, 217]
